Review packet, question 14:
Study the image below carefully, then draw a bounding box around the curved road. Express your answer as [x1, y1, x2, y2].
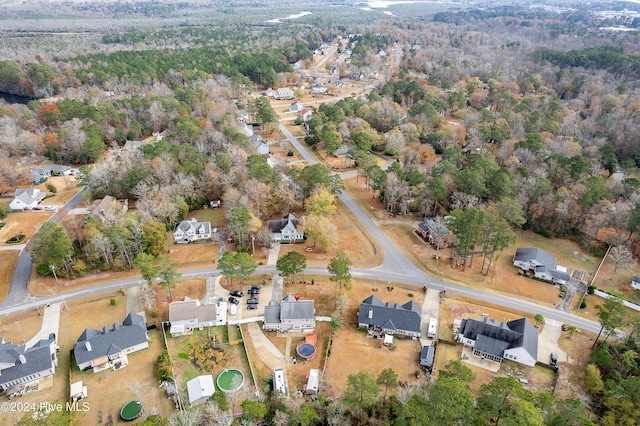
[0, 59, 604, 338]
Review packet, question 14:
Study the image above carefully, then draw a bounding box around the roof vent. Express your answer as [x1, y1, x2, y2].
[368, 309, 373, 319]
[85, 341, 92, 351]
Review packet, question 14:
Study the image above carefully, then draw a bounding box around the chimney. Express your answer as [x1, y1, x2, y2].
[18, 355, 26, 364]
[368, 309, 373, 319]
[85, 341, 92, 351]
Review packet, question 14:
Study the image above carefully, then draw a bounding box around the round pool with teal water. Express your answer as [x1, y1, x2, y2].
[217, 369, 244, 394]
[296, 342, 317, 360]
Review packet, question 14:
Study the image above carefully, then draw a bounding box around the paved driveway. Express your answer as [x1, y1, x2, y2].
[537, 318, 568, 364]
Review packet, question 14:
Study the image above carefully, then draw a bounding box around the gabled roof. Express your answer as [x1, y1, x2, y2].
[187, 375, 214, 404]
[420, 345, 435, 367]
[358, 295, 421, 334]
[169, 298, 198, 322]
[268, 214, 300, 233]
[514, 248, 556, 269]
[634, 275, 640, 284]
[280, 298, 315, 321]
[418, 218, 451, 237]
[0, 337, 56, 387]
[174, 219, 211, 235]
[74, 313, 147, 366]
[458, 316, 538, 360]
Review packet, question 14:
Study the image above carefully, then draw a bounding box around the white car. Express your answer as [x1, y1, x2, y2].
[44, 206, 55, 211]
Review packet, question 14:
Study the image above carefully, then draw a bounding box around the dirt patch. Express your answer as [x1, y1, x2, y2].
[555, 330, 596, 402]
[170, 241, 220, 269]
[0, 250, 19, 302]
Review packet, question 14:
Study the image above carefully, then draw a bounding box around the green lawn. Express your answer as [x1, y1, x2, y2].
[191, 208, 226, 227]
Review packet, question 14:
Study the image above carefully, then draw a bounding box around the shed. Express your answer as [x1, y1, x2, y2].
[305, 369, 320, 396]
[70, 381, 88, 402]
[420, 346, 435, 371]
[187, 375, 215, 407]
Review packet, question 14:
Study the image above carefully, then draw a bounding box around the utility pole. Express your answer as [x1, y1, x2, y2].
[49, 264, 59, 286]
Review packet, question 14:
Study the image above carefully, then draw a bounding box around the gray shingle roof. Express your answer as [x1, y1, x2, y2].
[281, 299, 314, 320]
[514, 248, 556, 270]
[74, 313, 147, 367]
[418, 219, 451, 237]
[0, 338, 56, 387]
[268, 214, 300, 233]
[358, 295, 422, 334]
[459, 317, 538, 361]
[264, 304, 281, 325]
[420, 345, 435, 367]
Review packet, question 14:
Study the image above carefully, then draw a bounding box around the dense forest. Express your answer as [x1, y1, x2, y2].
[3, 0, 640, 423]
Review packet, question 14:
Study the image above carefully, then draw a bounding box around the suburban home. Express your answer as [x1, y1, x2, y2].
[419, 345, 435, 371]
[173, 218, 212, 244]
[268, 214, 304, 243]
[298, 108, 312, 122]
[513, 248, 571, 284]
[169, 297, 226, 336]
[250, 135, 270, 156]
[0, 334, 58, 396]
[357, 295, 422, 339]
[289, 101, 304, 113]
[456, 317, 538, 367]
[89, 195, 129, 220]
[632, 275, 640, 290]
[9, 188, 46, 211]
[311, 84, 327, 94]
[30, 164, 72, 184]
[333, 145, 351, 157]
[187, 375, 215, 407]
[417, 218, 454, 248]
[73, 313, 149, 373]
[264, 295, 315, 332]
[273, 88, 294, 100]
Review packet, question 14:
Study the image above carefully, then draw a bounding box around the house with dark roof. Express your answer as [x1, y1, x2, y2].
[513, 248, 570, 284]
[456, 317, 538, 367]
[173, 218, 212, 244]
[169, 297, 226, 336]
[9, 188, 45, 211]
[264, 295, 315, 332]
[632, 275, 640, 290]
[357, 295, 422, 339]
[417, 218, 454, 248]
[268, 214, 304, 243]
[73, 313, 149, 373]
[89, 195, 128, 220]
[0, 334, 57, 396]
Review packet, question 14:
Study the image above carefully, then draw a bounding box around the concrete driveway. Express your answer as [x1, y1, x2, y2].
[536, 318, 568, 364]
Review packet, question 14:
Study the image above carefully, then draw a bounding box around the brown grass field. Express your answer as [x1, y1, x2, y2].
[0, 250, 19, 302]
[0, 210, 54, 247]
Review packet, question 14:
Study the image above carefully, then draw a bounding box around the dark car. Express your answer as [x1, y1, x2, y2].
[248, 288, 260, 295]
[247, 298, 259, 305]
[228, 297, 239, 305]
[550, 353, 558, 366]
[247, 304, 258, 310]
[251, 285, 261, 290]
[230, 290, 244, 297]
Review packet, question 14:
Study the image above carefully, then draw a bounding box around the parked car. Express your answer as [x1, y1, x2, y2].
[247, 298, 259, 305]
[248, 288, 260, 295]
[247, 304, 258, 310]
[228, 297, 239, 305]
[230, 290, 244, 297]
[251, 285, 261, 291]
[31, 206, 43, 211]
[44, 206, 55, 211]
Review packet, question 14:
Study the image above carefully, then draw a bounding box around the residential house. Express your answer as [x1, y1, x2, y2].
[0, 334, 58, 396]
[292, 60, 305, 71]
[419, 345, 435, 371]
[357, 295, 422, 339]
[73, 313, 149, 372]
[264, 295, 315, 332]
[311, 84, 327, 94]
[632, 275, 640, 290]
[289, 101, 304, 114]
[30, 164, 71, 184]
[513, 248, 571, 284]
[9, 188, 45, 211]
[417, 218, 454, 248]
[250, 135, 270, 156]
[273, 88, 294, 100]
[89, 196, 129, 220]
[298, 108, 312, 122]
[173, 218, 212, 244]
[268, 214, 304, 242]
[457, 317, 538, 367]
[333, 145, 351, 157]
[187, 375, 215, 407]
[169, 297, 226, 336]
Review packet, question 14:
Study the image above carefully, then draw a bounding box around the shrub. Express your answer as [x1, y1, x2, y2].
[36, 264, 52, 276]
[535, 228, 554, 238]
[0, 222, 5, 229]
[0, 204, 7, 219]
[110, 298, 117, 305]
[287, 150, 294, 156]
[587, 285, 596, 295]
[6, 234, 25, 244]
[580, 300, 587, 309]
[45, 183, 57, 194]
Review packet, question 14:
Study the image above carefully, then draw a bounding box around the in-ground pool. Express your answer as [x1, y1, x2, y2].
[120, 400, 143, 421]
[217, 369, 244, 393]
